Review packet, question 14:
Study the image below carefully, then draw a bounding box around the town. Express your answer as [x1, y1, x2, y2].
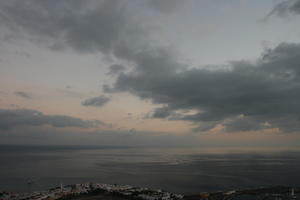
[0, 182, 183, 200]
[0, 184, 298, 200]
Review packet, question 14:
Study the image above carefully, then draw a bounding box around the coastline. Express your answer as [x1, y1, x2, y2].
[1, 183, 298, 200]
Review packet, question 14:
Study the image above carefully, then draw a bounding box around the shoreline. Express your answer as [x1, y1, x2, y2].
[1, 183, 299, 200]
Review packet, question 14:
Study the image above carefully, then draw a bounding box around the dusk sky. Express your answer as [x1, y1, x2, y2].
[1, 0, 300, 147]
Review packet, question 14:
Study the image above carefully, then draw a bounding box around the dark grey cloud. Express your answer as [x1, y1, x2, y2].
[147, 0, 185, 14]
[223, 116, 270, 132]
[192, 122, 220, 133]
[152, 106, 174, 118]
[0, 0, 182, 59]
[81, 95, 110, 107]
[0, 0, 182, 76]
[106, 42, 300, 133]
[107, 64, 126, 76]
[268, 0, 300, 17]
[0, 0, 127, 53]
[14, 91, 32, 99]
[0, 109, 104, 130]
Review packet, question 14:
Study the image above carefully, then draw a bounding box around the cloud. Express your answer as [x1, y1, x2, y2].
[151, 106, 174, 118]
[81, 95, 110, 107]
[147, 0, 185, 14]
[2, 0, 300, 134]
[0, 109, 104, 130]
[106, 42, 300, 133]
[223, 115, 270, 132]
[14, 91, 32, 99]
[268, 0, 300, 17]
[0, 0, 127, 53]
[107, 64, 126, 76]
[0, 0, 181, 60]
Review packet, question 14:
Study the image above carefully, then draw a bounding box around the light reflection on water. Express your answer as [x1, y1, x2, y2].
[0, 145, 300, 194]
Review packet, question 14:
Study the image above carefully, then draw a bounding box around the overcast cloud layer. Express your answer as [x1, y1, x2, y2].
[1, 0, 300, 136]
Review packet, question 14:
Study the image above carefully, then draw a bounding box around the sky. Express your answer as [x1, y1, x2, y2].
[1, 0, 300, 147]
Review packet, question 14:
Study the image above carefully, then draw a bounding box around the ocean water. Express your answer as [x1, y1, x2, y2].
[0, 145, 300, 194]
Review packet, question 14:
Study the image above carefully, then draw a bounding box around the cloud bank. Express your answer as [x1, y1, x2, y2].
[0, 109, 104, 130]
[107, 42, 300, 133]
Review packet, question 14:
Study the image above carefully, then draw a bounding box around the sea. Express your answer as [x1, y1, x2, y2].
[0, 145, 300, 194]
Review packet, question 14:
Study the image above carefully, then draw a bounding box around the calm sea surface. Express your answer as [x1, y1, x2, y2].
[0, 145, 300, 194]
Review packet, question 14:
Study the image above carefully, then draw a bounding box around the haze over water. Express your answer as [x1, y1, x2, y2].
[1, 145, 300, 194]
